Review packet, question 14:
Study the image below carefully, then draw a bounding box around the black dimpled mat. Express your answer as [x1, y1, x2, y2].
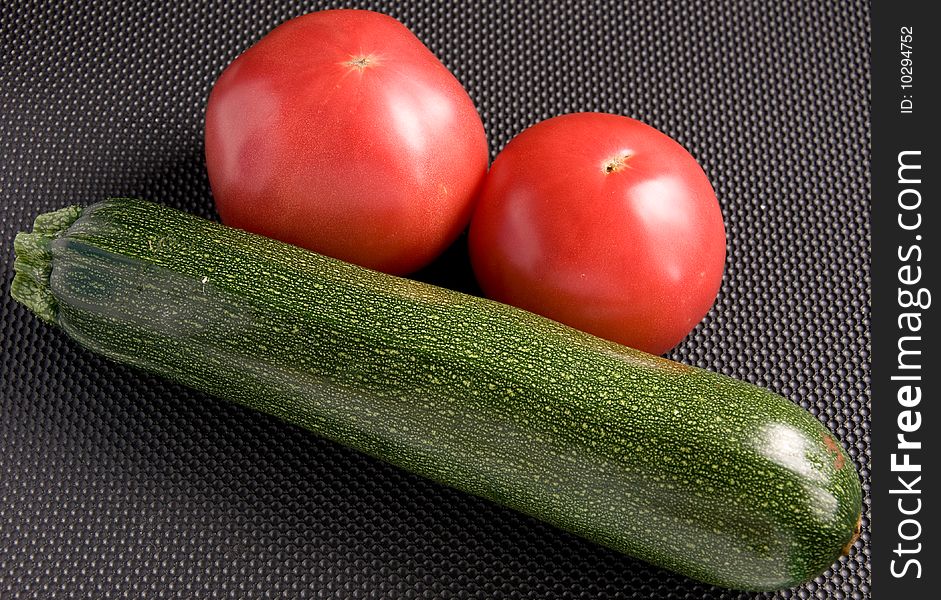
[1, 1, 871, 598]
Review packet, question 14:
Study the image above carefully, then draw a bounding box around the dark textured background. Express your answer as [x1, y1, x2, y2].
[1, 0, 871, 598]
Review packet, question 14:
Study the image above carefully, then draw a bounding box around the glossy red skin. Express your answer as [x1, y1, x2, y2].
[469, 113, 726, 355]
[205, 9, 489, 275]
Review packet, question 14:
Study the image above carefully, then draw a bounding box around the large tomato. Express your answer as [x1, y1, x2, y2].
[205, 9, 489, 275]
[469, 113, 726, 355]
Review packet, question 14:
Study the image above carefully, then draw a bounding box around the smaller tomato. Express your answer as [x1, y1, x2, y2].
[469, 113, 726, 354]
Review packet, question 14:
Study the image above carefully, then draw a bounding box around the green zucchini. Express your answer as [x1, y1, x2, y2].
[11, 198, 861, 591]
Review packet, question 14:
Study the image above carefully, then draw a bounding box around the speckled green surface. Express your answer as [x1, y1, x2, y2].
[12, 198, 862, 591]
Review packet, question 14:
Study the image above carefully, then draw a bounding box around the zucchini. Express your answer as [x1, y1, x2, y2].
[11, 198, 861, 591]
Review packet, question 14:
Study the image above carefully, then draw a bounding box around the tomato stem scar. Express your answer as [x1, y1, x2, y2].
[603, 153, 632, 174]
[345, 55, 379, 70]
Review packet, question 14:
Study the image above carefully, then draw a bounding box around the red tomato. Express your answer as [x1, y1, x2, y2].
[205, 10, 489, 275]
[469, 113, 726, 355]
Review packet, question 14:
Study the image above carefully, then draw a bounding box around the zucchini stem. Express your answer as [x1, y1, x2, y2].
[10, 205, 84, 324]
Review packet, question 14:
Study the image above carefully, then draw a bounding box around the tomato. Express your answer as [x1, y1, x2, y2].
[468, 113, 726, 355]
[205, 10, 489, 275]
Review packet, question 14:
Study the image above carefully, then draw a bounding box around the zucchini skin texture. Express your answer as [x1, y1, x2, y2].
[11, 198, 861, 591]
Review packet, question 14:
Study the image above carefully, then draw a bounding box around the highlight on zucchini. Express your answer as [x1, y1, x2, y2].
[11, 198, 862, 591]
